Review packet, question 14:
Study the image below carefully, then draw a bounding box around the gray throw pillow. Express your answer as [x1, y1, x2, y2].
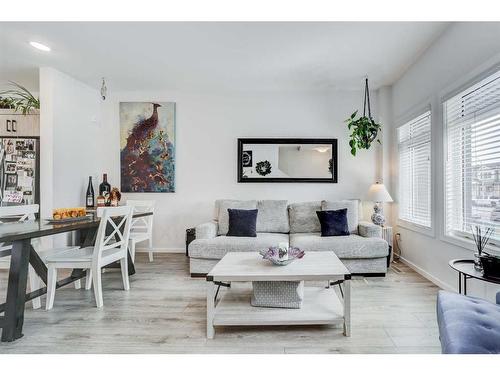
[256, 200, 289, 233]
[288, 201, 321, 233]
[216, 199, 257, 235]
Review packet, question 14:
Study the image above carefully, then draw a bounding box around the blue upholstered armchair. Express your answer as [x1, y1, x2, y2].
[437, 290, 500, 354]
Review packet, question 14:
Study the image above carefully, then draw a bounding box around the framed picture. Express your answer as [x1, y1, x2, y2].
[26, 139, 35, 151]
[15, 140, 27, 151]
[120, 102, 176, 192]
[5, 140, 15, 154]
[6, 154, 17, 162]
[22, 151, 36, 159]
[5, 162, 17, 174]
[5, 174, 18, 190]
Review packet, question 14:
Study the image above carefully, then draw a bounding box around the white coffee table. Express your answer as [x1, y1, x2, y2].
[206, 252, 351, 339]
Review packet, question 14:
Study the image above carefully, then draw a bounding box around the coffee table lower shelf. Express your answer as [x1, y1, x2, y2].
[211, 285, 345, 329]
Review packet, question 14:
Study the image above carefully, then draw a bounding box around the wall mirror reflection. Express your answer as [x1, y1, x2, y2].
[237, 138, 338, 183]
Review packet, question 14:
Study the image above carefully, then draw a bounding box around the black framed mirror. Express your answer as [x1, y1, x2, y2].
[237, 138, 338, 183]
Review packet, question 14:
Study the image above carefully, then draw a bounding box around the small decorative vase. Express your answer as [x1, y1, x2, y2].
[278, 242, 289, 261]
[474, 252, 483, 272]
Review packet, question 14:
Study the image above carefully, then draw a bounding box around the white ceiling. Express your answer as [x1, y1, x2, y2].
[0, 22, 450, 92]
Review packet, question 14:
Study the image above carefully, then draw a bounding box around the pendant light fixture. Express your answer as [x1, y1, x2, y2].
[100, 78, 107, 101]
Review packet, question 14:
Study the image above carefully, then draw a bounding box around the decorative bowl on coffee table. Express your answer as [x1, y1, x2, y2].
[259, 247, 305, 266]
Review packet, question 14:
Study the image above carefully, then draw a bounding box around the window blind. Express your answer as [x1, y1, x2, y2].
[398, 110, 432, 227]
[445, 69, 500, 244]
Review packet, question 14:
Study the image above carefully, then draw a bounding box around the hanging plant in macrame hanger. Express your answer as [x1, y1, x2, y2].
[345, 77, 382, 156]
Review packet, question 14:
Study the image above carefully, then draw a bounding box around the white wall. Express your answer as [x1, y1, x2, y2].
[103, 89, 381, 251]
[377, 86, 394, 225]
[390, 22, 500, 301]
[39, 67, 104, 244]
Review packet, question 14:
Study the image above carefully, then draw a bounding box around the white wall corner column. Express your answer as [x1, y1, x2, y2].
[376, 85, 394, 226]
[38, 67, 104, 246]
[39, 67, 55, 223]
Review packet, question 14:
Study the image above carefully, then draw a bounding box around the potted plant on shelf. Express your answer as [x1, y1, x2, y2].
[0, 81, 40, 115]
[345, 77, 382, 156]
[0, 97, 14, 109]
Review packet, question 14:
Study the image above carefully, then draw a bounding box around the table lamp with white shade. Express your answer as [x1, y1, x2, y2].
[366, 182, 393, 226]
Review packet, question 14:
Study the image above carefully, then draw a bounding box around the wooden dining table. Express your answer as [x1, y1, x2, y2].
[0, 211, 152, 342]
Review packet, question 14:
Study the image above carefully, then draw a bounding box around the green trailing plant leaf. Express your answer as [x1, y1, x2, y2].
[345, 112, 382, 156]
[344, 77, 382, 156]
[0, 81, 40, 115]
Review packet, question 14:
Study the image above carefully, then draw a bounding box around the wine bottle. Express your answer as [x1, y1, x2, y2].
[99, 173, 111, 196]
[86, 176, 95, 208]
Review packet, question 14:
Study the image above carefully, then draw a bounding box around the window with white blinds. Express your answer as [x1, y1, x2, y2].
[397, 111, 432, 228]
[445, 69, 500, 245]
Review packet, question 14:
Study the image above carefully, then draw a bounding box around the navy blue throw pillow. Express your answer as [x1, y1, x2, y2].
[227, 209, 258, 237]
[316, 209, 350, 237]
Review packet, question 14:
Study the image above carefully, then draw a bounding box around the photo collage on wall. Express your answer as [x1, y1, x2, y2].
[1, 138, 36, 204]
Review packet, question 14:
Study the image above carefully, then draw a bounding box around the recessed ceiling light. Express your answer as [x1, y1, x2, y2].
[29, 41, 51, 52]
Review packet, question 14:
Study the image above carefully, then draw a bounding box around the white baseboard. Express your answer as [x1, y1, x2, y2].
[135, 247, 184, 254]
[399, 256, 454, 291]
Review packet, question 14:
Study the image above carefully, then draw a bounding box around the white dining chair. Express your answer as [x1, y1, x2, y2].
[0, 204, 79, 309]
[126, 200, 155, 262]
[44, 205, 134, 309]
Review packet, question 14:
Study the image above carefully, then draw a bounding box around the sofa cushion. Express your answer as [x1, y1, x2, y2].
[437, 290, 500, 354]
[227, 209, 258, 237]
[215, 199, 257, 235]
[189, 232, 289, 259]
[321, 200, 359, 234]
[288, 201, 321, 233]
[256, 200, 289, 233]
[195, 222, 218, 239]
[316, 209, 350, 236]
[341, 258, 387, 274]
[290, 232, 388, 259]
[358, 221, 382, 238]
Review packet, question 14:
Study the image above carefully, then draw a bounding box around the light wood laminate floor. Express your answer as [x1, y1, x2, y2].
[0, 254, 441, 354]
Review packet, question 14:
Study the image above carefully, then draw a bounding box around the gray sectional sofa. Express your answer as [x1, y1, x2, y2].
[188, 199, 389, 276]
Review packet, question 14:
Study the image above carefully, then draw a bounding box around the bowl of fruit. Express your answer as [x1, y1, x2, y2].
[48, 207, 89, 223]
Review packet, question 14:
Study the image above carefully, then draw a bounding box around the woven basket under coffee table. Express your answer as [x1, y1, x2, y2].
[205, 252, 351, 339]
[251, 280, 305, 308]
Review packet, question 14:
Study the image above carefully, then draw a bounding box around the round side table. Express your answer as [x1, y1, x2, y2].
[449, 259, 500, 295]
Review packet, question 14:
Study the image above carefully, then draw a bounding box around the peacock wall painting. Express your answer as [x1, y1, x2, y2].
[119, 102, 176, 192]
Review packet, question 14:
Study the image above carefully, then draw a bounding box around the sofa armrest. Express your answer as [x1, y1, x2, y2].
[358, 221, 382, 238]
[195, 221, 218, 240]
